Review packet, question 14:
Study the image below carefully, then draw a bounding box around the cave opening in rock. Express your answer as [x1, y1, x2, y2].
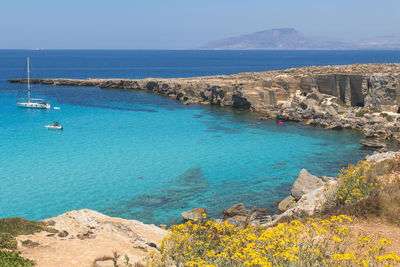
[349, 76, 365, 107]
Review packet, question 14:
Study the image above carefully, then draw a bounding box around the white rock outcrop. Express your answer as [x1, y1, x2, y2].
[16, 209, 167, 267]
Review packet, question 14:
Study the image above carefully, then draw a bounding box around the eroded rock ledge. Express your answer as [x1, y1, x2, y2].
[9, 63, 400, 139]
[15, 209, 167, 267]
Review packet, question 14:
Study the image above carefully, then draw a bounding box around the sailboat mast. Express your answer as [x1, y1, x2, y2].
[27, 57, 31, 103]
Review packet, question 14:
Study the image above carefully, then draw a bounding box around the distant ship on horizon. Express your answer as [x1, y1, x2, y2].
[32, 48, 44, 51]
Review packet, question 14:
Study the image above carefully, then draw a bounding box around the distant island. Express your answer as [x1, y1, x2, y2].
[202, 28, 400, 50]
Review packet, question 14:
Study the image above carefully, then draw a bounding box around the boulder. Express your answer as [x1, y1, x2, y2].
[225, 203, 248, 217]
[291, 169, 324, 200]
[181, 207, 207, 221]
[278, 195, 295, 212]
[266, 180, 338, 226]
[360, 139, 386, 149]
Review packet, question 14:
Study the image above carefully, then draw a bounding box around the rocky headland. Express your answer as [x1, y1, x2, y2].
[9, 63, 400, 140]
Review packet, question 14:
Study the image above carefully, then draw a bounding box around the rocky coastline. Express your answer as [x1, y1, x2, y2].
[217, 150, 400, 227]
[6, 63, 400, 265]
[9, 63, 400, 140]
[8, 150, 400, 266]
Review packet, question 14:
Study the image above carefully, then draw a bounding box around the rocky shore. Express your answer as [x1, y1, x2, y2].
[9, 63, 400, 140]
[217, 150, 400, 227]
[10, 150, 399, 266]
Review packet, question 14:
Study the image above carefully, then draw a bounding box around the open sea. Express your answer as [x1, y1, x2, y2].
[1, 50, 400, 225]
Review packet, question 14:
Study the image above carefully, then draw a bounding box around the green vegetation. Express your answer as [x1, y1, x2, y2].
[325, 161, 377, 209]
[0, 217, 57, 236]
[355, 109, 367, 117]
[21, 240, 39, 248]
[333, 98, 348, 108]
[323, 157, 400, 225]
[0, 232, 17, 250]
[0, 217, 58, 266]
[381, 112, 394, 122]
[0, 250, 35, 267]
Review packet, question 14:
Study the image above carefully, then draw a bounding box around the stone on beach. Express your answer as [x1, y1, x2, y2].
[181, 207, 207, 221]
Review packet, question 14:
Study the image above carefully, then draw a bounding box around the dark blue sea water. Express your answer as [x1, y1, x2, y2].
[1, 50, 399, 224]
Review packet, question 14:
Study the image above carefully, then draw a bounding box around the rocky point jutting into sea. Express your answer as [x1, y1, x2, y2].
[9, 63, 400, 140]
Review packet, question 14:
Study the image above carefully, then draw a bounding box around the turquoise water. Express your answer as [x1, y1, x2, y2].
[1, 50, 395, 225]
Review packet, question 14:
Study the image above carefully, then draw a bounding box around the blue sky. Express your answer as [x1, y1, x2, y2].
[1, 0, 399, 49]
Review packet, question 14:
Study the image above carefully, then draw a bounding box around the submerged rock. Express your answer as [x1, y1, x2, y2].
[105, 167, 208, 224]
[291, 169, 324, 200]
[181, 207, 207, 221]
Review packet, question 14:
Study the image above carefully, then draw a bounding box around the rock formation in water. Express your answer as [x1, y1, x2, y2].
[9, 63, 400, 140]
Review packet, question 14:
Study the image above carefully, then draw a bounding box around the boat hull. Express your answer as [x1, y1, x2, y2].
[17, 102, 50, 109]
[45, 125, 63, 130]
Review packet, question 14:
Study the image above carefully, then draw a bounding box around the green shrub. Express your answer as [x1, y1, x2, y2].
[0, 217, 56, 266]
[0, 217, 57, 236]
[356, 109, 367, 117]
[21, 240, 39, 248]
[334, 98, 348, 107]
[0, 250, 35, 266]
[0, 232, 17, 250]
[380, 112, 394, 122]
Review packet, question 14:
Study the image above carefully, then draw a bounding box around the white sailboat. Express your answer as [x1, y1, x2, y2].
[16, 57, 50, 109]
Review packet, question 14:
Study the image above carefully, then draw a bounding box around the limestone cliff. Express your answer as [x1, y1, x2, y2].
[9, 63, 400, 139]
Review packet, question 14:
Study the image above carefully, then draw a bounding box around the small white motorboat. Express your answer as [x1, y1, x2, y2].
[45, 122, 63, 130]
[54, 107, 61, 110]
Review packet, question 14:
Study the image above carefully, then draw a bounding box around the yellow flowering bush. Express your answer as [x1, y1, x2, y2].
[335, 161, 378, 206]
[148, 215, 400, 266]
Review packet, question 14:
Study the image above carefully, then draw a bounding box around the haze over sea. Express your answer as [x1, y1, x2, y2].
[1, 50, 400, 225]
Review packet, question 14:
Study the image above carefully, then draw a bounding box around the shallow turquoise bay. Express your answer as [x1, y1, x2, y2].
[0, 84, 370, 225]
[2, 49, 396, 224]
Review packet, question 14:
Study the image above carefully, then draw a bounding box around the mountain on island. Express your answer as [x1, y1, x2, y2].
[202, 28, 400, 50]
